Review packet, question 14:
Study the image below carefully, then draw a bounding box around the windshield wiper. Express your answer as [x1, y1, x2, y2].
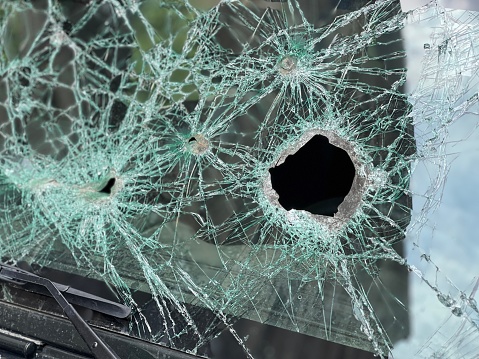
[0, 263, 126, 359]
[0, 263, 130, 319]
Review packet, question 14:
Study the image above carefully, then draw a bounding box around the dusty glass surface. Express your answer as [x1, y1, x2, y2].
[0, 0, 478, 358]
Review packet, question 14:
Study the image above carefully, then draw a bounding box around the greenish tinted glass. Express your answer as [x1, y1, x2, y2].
[0, 1, 479, 358]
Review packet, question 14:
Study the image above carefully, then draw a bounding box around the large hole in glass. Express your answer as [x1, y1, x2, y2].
[99, 178, 116, 194]
[269, 135, 355, 217]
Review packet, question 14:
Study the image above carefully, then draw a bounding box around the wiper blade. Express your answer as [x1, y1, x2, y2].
[0, 263, 123, 359]
[0, 264, 130, 319]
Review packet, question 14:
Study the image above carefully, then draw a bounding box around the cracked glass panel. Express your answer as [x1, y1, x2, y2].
[0, 0, 478, 358]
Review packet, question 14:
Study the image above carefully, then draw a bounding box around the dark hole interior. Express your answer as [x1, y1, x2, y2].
[188, 137, 197, 143]
[269, 135, 355, 217]
[99, 178, 116, 194]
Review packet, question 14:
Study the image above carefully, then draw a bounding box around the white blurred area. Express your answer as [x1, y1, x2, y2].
[400, 1, 479, 93]
[393, 1, 479, 358]
[401, 0, 479, 11]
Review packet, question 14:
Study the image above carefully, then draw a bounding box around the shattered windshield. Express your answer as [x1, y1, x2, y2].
[0, 0, 478, 358]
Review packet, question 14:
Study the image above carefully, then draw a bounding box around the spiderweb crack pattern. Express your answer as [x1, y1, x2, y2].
[0, 0, 478, 358]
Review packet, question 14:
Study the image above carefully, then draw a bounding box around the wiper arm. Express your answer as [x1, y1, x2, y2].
[0, 263, 123, 359]
[0, 264, 130, 319]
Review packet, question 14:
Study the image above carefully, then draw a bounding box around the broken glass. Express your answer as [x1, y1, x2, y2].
[0, 0, 478, 358]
